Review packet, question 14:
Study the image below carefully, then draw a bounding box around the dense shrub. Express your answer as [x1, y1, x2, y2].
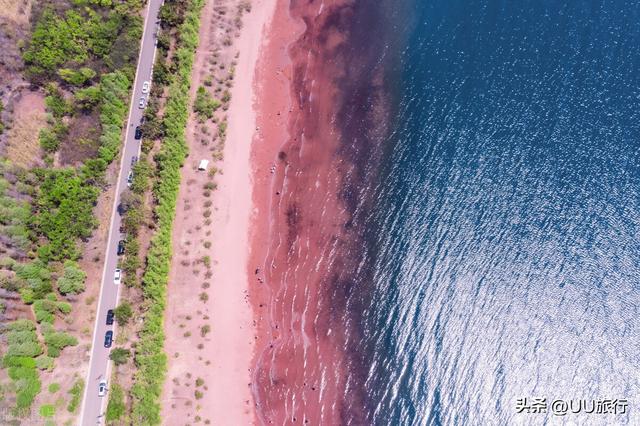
[106, 383, 126, 421]
[36, 355, 55, 371]
[2, 0, 142, 417]
[75, 85, 102, 110]
[9, 363, 41, 415]
[2, 320, 42, 415]
[44, 331, 78, 358]
[39, 128, 60, 153]
[114, 301, 133, 325]
[33, 299, 57, 323]
[44, 86, 72, 118]
[110, 347, 131, 365]
[39, 404, 56, 418]
[32, 169, 99, 261]
[58, 67, 96, 86]
[24, 7, 137, 80]
[131, 0, 205, 423]
[193, 86, 220, 120]
[0, 173, 32, 253]
[67, 379, 84, 413]
[57, 260, 86, 295]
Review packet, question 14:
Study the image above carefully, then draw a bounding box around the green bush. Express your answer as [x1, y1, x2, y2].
[193, 86, 220, 120]
[5, 358, 40, 415]
[48, 383, 61, 393]
[67, 379, 84, 413]
[114, 301, 133, 325]
[44, 86, 72, 118]
[39, 128, 60, 153]
[6, 330, 39, 346]
[131, 1, 205, 423]
[39, 403, 56, 418]
[57, 301, 72, 315]
[32, 169, 99, 262]
[57, 260, 86, 295]
[110, 347, 131, 366]
[106, 383, 126, 421]
[131, 158, 152, 195]
[5, 318, 36, 332]
[5, 341, 43, 358]
[33, 299, 57, 324]
[58, 67, 96, 86]
[44, 331, 78, 358]
[36, 355, 55, 371]
[75, 85, 102, 110]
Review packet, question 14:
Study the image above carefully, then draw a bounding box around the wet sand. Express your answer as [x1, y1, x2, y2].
[248, 0, 383, 423]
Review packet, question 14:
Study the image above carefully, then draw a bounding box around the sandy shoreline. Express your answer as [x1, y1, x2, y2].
[161, 0, 277, 424]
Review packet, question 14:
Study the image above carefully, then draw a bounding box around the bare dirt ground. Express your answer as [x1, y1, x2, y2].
[161, 0, 275, 424]
[0, 0, 33, 156]
[4, 90, 46, 168]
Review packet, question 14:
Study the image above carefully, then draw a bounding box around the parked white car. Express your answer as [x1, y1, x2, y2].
[138, 96, 146, 109]
[114, 268, 122, 285]
[98, 380, 107, 397]
[142, 81, 150, 94]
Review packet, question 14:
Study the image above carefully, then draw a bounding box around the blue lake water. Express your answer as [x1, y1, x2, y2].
[358, 1, 640, 424]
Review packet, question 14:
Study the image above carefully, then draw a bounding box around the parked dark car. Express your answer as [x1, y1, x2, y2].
[106, 309, 114, 325]
[119, 224, 126, 234]
[131, 155, 138, 166]
[117, 240, 125, 255]
[117, 203, 126, 216]
[104, 330, 113, 348]
[134, 126, 142, 140]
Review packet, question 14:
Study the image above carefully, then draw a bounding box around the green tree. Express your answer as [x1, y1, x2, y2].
[109, 347, 131, 365]
[113, 302, 133, 325]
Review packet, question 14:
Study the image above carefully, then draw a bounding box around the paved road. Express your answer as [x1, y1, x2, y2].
[79, 0, 163, 424]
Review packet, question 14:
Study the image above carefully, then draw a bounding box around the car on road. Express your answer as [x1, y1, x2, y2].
[138, 96, 146, 109]
[106, 309, 114, 325]
[134, 126, 142, 140]
[114, 269, 122, 285]
[104, 331, 113, 348]
[117, 240, 125, 255]
[131, 156, 138, 166]
[98, 380, 107, 397]
[127, 171, 133, 187]
[142, 81, 150, 94]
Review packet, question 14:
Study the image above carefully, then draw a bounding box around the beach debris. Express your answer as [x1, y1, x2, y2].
[198, 159, 209, 170]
